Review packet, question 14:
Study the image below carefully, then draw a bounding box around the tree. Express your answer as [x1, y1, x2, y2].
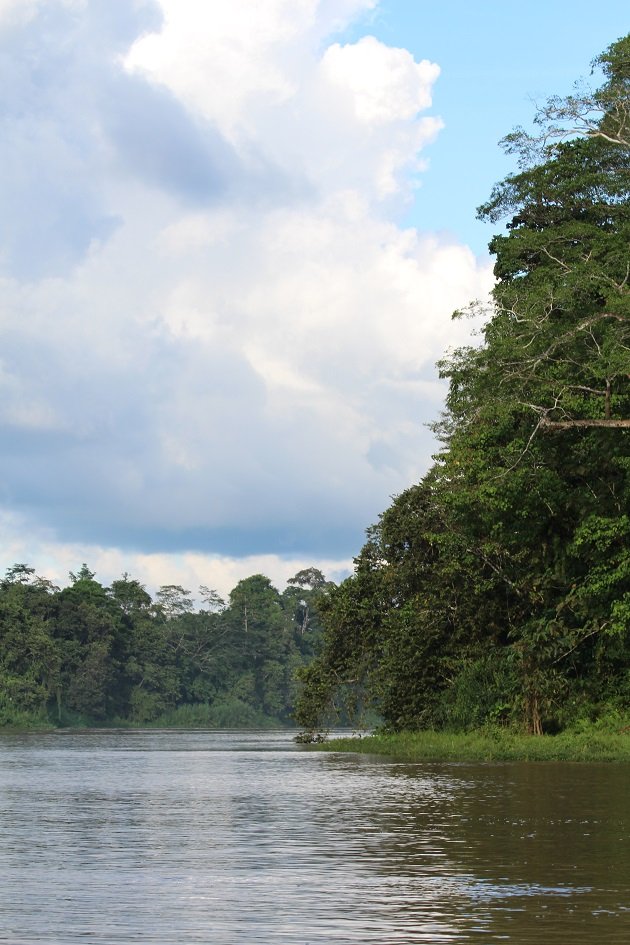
[198, 585, 226, 613]
[439, 35, 630, 730]
[0, 564, 60, 722]
[52, 568, 125, 721]
[155, 584, 194, 620]
[223, 575, 291, 717]
[296, 35, 630, 736]
[283, 567, 331, 642]
[502, 35, 630, 159]
[107, 574, 179, 722]
[468, 37, 630, 438]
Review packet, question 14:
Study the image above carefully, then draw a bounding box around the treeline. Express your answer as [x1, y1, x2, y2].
[296, 36, 630, 735]
[0, 563, 332, 728]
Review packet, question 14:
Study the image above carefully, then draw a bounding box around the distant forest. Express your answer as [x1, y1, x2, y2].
[0, 563, 331, 728]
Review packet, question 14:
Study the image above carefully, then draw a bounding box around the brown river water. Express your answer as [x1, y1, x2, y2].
[0, 729, 628, 943]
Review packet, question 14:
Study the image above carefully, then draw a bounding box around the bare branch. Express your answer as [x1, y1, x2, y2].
[541, 417, 630, 431]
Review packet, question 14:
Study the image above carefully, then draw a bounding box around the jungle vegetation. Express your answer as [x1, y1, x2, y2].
[0, 563, 331, 728]
[295, 35, 630, 737]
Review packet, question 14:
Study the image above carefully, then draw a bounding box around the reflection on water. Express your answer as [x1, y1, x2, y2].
[0, 730, 628, 943]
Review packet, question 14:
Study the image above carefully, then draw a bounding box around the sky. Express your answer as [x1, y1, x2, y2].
[1, 0, 628, 599]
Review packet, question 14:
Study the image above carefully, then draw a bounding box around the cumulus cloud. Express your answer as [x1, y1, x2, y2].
[321, 35, 439, 123]
[124, 0, 441, 206]
[0, 0, 492, 585]
[124, 0, 379, 134]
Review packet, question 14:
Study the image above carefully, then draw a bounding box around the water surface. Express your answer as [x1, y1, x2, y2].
[1, 729, 628, 943]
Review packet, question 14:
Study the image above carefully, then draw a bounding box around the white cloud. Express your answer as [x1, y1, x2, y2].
[0, 0, 492, 583]
[321, 35, 439, 123]
[124, 0, 378, 135]
[124, 1, 440, 205]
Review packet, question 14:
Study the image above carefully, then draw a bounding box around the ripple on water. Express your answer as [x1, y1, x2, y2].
[0, 730, 628, 944]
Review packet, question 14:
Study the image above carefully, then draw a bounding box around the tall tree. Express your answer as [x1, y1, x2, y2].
[52, 568, 125, 721]
[296, 35, 630, 736]
[0, 565, 60, 722]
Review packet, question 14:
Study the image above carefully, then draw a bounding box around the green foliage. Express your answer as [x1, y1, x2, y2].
[297, 35, 630, 737]
[0, 695, 53, 730]
[148, 699, 281, 729]
[0, 567, 61, 721]
[435, 654, 517, 731]
[0, 562, 333, 729]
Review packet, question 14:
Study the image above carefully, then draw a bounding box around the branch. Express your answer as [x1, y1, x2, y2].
[491, 416, 545, 479]
[526, 312, 627, 371]
[552, 625, 603, 664]
[585, 128, 630, 148]
[541, 417, 630, 431]
[463, 545, 523, 597]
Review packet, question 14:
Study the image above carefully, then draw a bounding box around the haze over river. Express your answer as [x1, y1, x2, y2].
[0, 730, 628, 943]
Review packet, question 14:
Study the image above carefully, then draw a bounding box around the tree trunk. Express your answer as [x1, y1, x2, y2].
[526, 690, 543, 735]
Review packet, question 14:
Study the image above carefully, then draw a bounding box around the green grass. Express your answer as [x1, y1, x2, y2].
[0, 699, 292, 733]
[0, 706, 55, 732]
[311, 725, 630, 763]
[145, 699, 287, 729]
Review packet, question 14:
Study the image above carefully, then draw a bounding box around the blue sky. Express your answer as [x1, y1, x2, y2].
[0, 0, 627, 597]
[368, 0, 629, 251]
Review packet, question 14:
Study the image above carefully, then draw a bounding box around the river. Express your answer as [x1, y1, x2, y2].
[0, 729, 628, 943]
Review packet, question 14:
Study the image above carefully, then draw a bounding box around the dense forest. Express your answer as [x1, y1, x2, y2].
[0, 563, 331, 728]
[295, 36, 630, 736]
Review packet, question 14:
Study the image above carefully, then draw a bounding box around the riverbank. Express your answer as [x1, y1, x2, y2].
[314, 725, 630, 762]
[0, 699, 289, 732]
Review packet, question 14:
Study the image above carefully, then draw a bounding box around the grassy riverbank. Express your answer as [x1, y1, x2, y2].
[0, 698, 289, 733]
[315, 723, 630, 763]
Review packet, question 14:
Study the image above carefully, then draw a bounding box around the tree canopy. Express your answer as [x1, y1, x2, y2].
[0, 563, 332, 728]
[296, 35, 630, 736]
